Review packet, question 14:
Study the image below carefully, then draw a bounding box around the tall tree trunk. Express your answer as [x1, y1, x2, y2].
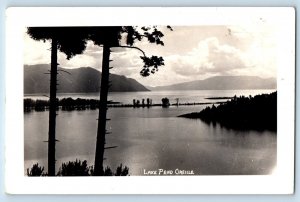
[48, 37, 58, 176]
[94, 44, 111, 176]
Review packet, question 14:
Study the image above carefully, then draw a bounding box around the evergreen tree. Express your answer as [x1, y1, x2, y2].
[27, 27, 89, 176]
[87, 26, 172, 175]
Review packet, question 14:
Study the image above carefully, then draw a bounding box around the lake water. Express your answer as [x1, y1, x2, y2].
[25, 89, 276, 104]
[24, 90, 277, 175]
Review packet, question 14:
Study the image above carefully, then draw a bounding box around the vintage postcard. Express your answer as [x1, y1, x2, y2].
[5, 7, 295, 194]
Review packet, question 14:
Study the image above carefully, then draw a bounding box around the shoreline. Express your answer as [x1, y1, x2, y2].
[179, 92, 277, 132]
[24, 97, 226, 112]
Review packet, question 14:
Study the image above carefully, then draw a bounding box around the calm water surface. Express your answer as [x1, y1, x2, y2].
[24, 90, 277, 175]
[25, 89, 276, 104]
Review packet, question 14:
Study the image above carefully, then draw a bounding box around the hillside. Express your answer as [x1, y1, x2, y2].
[149, 76, 276, 91]
[24, 64, 149, 94]
[179, 92, 277, 131]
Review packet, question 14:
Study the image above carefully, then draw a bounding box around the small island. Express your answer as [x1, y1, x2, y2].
[179, 92, 277, 131]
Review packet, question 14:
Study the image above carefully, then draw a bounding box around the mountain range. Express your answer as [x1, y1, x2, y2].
[24, 64, 149, 94]
[148, 76, 276, 91]
[24, 64, 276, 94]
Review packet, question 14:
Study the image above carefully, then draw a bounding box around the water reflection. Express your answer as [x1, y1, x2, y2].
[24, 106, 276, 175]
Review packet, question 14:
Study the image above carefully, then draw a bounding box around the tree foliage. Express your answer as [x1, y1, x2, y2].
[57, 159, 91, 176]
[140, 56, 164, 76]
[26, 163, 46, 176]
[179, 92, 277, 131]
[27, 27, 89, 59]
[27, 26, 172, 74]
[26, 161, 129, 176]
[85, 26, 172, 76]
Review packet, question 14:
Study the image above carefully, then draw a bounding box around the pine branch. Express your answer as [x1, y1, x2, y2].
[114, 46, 146, 57]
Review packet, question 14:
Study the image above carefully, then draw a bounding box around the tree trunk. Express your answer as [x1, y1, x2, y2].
[48, 37, 58, 176]
[94, 44, 111, 176]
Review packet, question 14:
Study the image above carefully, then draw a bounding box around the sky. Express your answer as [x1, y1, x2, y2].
[24, 22, 278, 87]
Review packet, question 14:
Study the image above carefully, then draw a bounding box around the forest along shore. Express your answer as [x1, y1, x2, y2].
[179, 92, 277, 132]
[23, 97, 228, 112]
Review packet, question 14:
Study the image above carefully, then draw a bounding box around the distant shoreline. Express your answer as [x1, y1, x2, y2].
[205, 97, 233, 100]
[24, 97, 225, 112]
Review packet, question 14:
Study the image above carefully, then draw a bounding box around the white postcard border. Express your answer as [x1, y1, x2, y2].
[5, 7, 295, 194]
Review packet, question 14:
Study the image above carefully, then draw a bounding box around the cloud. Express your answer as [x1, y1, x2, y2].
[169, 37, 248, 77]
[109, 48, 146, 77]
[204, 38, 247, 73]
[24, 34, 51, 65]
[24, 36, 104, 69]
[58, 41, 103, 69]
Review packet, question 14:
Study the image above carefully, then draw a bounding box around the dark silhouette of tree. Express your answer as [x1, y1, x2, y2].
[26, 163, 46, 176]
[179, 92, 277, 131]
[27, 160, 129, 176]
[87, 26, 172, 175]
[57, 159, 91, 176]
[161, 97, 170, 108]
[27, 27, 89, 176]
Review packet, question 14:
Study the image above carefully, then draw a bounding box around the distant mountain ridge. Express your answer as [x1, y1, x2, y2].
[149, 76, 276, 91]
[24, 64, 149, 94]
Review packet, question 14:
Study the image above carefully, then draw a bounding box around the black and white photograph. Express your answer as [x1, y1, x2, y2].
[5, 7, 295, 194]
[23, 25, 278, 177]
